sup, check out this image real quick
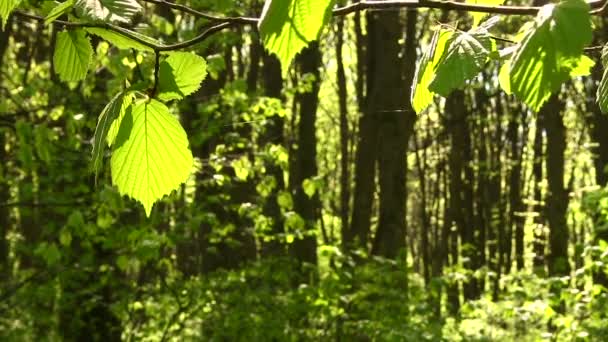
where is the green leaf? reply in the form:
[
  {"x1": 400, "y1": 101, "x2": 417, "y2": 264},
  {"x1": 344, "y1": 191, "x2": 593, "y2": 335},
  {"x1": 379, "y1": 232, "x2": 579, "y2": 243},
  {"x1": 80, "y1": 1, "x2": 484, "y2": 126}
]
[
  {"x1": 508, "y1": 0, "x2": 592, "y2": 111},
  {"x1": 75, "y1": 0, "x2": 141, "y2": 23},
  {"x1": 597, "y1": 45, "x2": 608, "y2": 113},
  {"x1": 91, "y1": 91, "x2": 133, "y2": 180},
  {"x1": 498, "y1": 60, "x2": 511, "y2": 94},
  {"x1": 157, "y1": 52, "x2": 207, "y2": 101},
  {"x1": 85, "y1": 27, "x2": 155, "y2": 52},
  {"x1": 428, "y1": 28, "x2": 493, "y2": 96},
  {"x1": 0, "y1": 0, "x2": 20, "y2": 29},
  {"x1": 53, "y1": 29, "x2": 93, "y2": 82},
  {"x1": 258, "y1": 0, "x2": 334, "y2": 75},
  {"x1": 111, "y1": 99, "x2": 193, "y2": 216},
  {"x1": 569, "y1": 55, "x2": 594, "y2": 77},
  {"x1": 411, "y1": 29, "x2": 453, "y2": 114},
  {"x1": 45, "y1": 0, "x2": 74, "y2": 25},
  {"x1": 466, "y1": 0, "x2": 504, "y2": 27}
]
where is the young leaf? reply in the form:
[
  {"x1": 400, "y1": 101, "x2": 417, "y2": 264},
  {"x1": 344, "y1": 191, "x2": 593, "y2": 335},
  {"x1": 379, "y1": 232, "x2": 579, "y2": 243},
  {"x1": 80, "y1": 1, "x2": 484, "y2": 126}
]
[
  {"x1": 411, "y1": 29, "x2": 453, "y2": 114},
  {"x1": 597, "y1": 45, "x2": 608, "y2": 113},
  {"x1": 45, "y1": 0, "x2": 74, "y2": 25},
  {"x1": 91, "y1": 91, "x2": 133, "y2": 180},
  {"x1": 428, "y1": 29, "x2": 493, "y2": 96},
  {"x1": 85, "y1": 27, "x2": 156, "y2": 52},
  {"x1": 111, "y1": 99, "x2": 193, "y2": 216},
  {"x1": 75, "y1": 0, "x2": 141, "y2": 23},
  {"x1": 53, "y1": 29, "x2": 93, "y2": 82},
  {"x1": 0, "y1": 0, "x2": 20, "y2": 29},
  {"x1": 466, "y1": 0, "x2": 504, "y2": 27},
  {"x1": 157, "y1": 52, "x2": 207, "y2": 101},
  {"x1": 508, "y1": 0, "x2": 592, "y2": 111},
  {"x1": 258, "y1": 0, "x2": 334, "y2": 75}
]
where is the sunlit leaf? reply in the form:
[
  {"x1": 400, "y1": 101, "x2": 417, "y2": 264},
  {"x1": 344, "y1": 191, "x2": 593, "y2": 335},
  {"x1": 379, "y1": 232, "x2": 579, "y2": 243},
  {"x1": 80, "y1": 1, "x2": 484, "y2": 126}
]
[
  {"x1": 0, "y1": 0, "x2": 20, "y2": 29},
  {"x1": 75, "y1": 0, "x2": 141, "y2": 23},
  {"x1": 111, "y1": 99, "x2": 193, "y2": 216},
  {"x1": 466, "y1": 0, "x2": 505, "y2": 27},
  {"x1": 258, "y1": 0, "x2": 334, "y2": 75},
  {"x1": 85, "y1": 27, "x2": 156, "y2": 52},
  {"x1": 45, "y1": 0, "x2": 74, "y2": 25},
  {"x1": 429, "y1": 28, "x2": 493, "y2": 96},
  {"x1": 508, "y1": 0, "x2": 592, "y2": 111},
  {"x1": 411, "y1": 29, "x2": 453, "y2": 114},
  {"x1": 597, "y1": 44, "x2": 608, "y2": 113},
  {"x1": 157, "y1": 52, "x2": 207, "y2": 101},
  {"x1": 53, "y1": 29, "x2": 93, "y2": 82},
  {"x1": 91, "y1": 91, "x2": 133, "y2": 180}
]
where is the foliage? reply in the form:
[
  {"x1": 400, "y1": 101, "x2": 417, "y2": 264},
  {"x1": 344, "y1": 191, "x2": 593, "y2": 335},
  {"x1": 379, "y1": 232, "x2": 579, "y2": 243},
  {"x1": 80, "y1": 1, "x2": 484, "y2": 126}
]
[{"x1": 2, "y1": 0, "x2": 608, "y2": 340}]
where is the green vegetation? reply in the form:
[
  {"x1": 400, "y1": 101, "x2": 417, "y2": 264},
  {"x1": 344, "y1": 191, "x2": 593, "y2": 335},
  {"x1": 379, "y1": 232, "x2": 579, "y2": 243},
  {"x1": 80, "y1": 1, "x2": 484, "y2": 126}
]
[{"x1": 1, "y1": 0, "x2": 608, "y2": 340}]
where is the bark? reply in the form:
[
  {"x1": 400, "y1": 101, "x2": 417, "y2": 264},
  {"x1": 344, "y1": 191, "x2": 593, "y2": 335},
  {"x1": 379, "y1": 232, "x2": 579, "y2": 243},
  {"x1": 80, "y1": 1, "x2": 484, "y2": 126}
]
[
  {"x1": 260, "y1": 52, "x2": 286, "y2": 257},
  {"x1": 532, "y1": 111, "x2": 546, "y2": 273},
  {"x1": 446, "y1": 90, "x2": 479, "y2": 300},
  {"x1": 290, "y1": 43, "x2": 321, "y2": 270},
  {"x1": 543, "y1": 94, "x2": 570, "y2": 277},
  {"x1": 371, "y1": 10, "x2": 417, "y2": 258},
  {"x1": 0, "y1": 18, "x2": 11, "y2": 280},
  {"x1": 336, "y1": 15, "x2": 351, "y2": 248},
  {"x1": 349, "y1": 12, "x2": 378, "y2": 248},
  {"x1": 507, "y1": 105, "x2": 526, "y2": 271}
]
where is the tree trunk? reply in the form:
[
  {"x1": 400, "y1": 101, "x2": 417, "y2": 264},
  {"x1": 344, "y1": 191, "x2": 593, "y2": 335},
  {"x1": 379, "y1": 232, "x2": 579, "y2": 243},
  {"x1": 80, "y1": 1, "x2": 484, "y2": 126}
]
[
  {"x1": 371, "y1": 10, "x2": 415, "y2": 258},
  {"x1": 260, "y1": 52, "x2": 287, "y2": 257},
  {"x1": 543, "y1": 95, "x2": 570, "y2": 277},
  {"x1": 290, "y1": 43, "x2": 321, "y2": 272},
  {"x1": 336, "y1": 15, "x2": 351, "y2": 249}
]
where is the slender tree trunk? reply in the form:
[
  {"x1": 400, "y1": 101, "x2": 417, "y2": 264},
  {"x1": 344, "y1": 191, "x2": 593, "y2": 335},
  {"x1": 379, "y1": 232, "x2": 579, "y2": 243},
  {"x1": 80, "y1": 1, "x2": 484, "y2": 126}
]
[
  {"x1": 290, "y1": 43, "x2": 321, "y2": 272},
  {"x1": 0, "y1": 18, "x2": 12, "y2": 280},
  {"x1": 260, "y1": 52, "x2": 287, "y2": 257},
  {"x1": 371, "y1": 10, "x2": 415, "y2": 258},
  {"x1": 507, "y1": 105, "x2": 526, "y2": 271},
  {"x1": 349, "y1": 12, "x2": 378, "y2": 249},
  {"x1": 543, "y1": 95, "x2": 570, "y2": 278},
  {"x1": 336, "y1": 15, "x2": 351, "y2": 249},
  {"x1": 532, "y1": 112, "x2": 546, "y2": 274}
]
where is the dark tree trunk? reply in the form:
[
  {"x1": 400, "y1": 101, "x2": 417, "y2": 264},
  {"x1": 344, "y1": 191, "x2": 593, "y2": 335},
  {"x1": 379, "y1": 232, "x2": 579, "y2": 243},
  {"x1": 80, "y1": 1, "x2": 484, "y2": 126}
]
[
  {"x1": 532, "y1": 111, "x2": 546, "y2": 274},
  {"x1": 543, "y1": 95, "x2": 570, "y2": 278},
  {"x1": 349, "y1": 12, "x2": 378, "y2": 249},
  {"x1": 507, "y1": 104, "x2": 526, "y2": 271},
  {"x1": 336, "y1": 15, "x2": 351, "y2": 249},
  {"x1": 446, "y1": 90, "x2": 479, "y2": 300},
  {"x1": 371, "y1": 10, "x2": 415, "y2": 258},
  {"x1": 259, "y1": 52, "x2": 287, "y2": 257},
  {"x1": 290, "y1": 43, "x2": 321, "y2": 272}
]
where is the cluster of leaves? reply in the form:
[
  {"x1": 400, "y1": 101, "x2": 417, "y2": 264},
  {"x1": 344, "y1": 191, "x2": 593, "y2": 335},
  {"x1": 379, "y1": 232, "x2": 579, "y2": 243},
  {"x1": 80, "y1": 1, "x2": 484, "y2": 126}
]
[
  {"x1": 3, "y1": 0, "x2": 607, "y2": 214},
  {"x1": 412, "y1": 0, "x2": 595, "y2": 113}
]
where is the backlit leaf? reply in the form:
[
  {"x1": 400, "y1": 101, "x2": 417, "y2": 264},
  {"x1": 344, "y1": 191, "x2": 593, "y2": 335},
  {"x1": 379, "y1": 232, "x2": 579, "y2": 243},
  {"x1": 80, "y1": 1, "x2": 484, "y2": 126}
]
[
  {"x1": 45, "y1": 0, "x2": 74, "y2": 25},
  {"x1": 597, "y1": 44, "x2": 608, "y2": 113},
  {"x1": 429, "y1": 27, "x2": 493, "y2": 96},
  {"x1": 411, "y1": 29, "x2": 453, "y2": 114},
  {"x1": 258, "y1": 0, "x2": 334, "y2": 75},
  {"x1": 91, "y1": 91, "x2": 133, "y2": 180},
  {"x1": 508, "y1": 0, "x2": 592, "y2": 111},
  {"x1": 157, "y1": 52, "x2": 207, "y2": 101},
  {"x1": 53, "y1": 29, "x2": 93, "y2": 82},
  {"x1": 75, "y1": 0, "x2": 141, "y2": 23},
  {"x1": 1, "y1": 0, "x2": 20, "y2": 29},
  {"x1": 85, "y1": 27, "x2": 156, "y2": 52},
  {"x1": 111, "y1": 99, "x2": 193, "y2": 216}
]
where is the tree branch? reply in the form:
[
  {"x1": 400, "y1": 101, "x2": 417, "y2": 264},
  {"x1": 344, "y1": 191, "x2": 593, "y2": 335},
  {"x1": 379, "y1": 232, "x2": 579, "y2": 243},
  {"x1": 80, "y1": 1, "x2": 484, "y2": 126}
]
[
  {"x1": 334, "y1": 0, "x2": 605, "y2": 16},
  {"x1": 14, "y1": 11, "x2": 235, "y2": 52},
  {"x1": 12, "y1": 0, "x2": 608, "y2": 54}
]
